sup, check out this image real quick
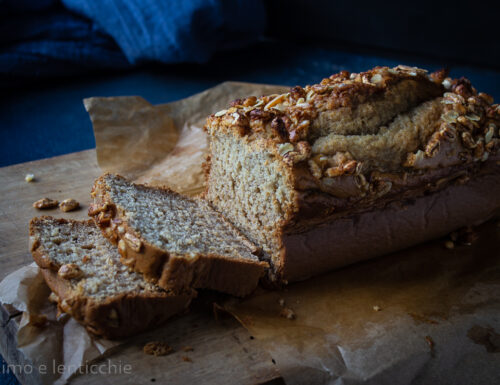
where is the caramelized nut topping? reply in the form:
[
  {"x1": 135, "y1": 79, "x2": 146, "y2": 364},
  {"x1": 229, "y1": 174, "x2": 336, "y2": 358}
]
[
  {"x1": 33, "y1": 198, "x2": 59, "y2": 210},
  {"x1": 59, "y1": 198, "x2": 80, "y2": 212}
]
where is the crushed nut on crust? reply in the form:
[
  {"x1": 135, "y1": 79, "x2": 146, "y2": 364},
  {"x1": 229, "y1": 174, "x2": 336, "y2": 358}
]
[
  {"x1": 280, "y1": 307, "x2": 296, "y2": 320},
  {"x1": 25, "y1": 173, "x2": 35, "y2": 182},
  {"x1": 48, "y1": 292, "x2": 59, "y2": 303},
  {"x1": 59, "y1": 198, "x2": 80, "y2": 212},
  {"x1": 143, "y1": 341, "x2": 174, "y2": 356},
  {"x1": 57, "y1": 263, "x2": 84, "y2": 279},
  {"x1": 33, "y1": 198, "x2": 59, "y2": 210},
  {"x1": 123, "y1": 232, "x2": 143, "y2": 252},
  {"x1": 373, "y1": 305, "x2": 381, "y2": 312}
]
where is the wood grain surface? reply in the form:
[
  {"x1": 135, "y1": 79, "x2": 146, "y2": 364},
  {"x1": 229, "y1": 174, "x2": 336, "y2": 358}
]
[{"x1": 0, "y1": 150, "x2": 282, "y2": 385}]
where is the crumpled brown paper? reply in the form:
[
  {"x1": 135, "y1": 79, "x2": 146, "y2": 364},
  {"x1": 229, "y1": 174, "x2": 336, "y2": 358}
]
[
  {"x1": 225, "y1": 221, "x2": 500, "y2": 385},
  {"x1": 1, "y1": 80, "x2": 499, "y2": 385},
  {"x1": 0, "y1": 263, "x2": 118, "y2": 385},
  {"x1": 84, "y1": 81, "x2": 287, "y2": 194},
  {"x1": 0, "y1": 81, "x2": 286, "y2": 385}
]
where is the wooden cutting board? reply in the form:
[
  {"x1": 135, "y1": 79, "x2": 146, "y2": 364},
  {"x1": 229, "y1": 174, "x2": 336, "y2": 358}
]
[{"x1": 0, "y1": 150, "x2": 282, "y2": 385}]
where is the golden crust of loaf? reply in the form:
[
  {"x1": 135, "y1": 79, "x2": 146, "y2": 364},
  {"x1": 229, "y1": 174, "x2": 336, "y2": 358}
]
[
  {"x1": 29, "y1": 217, "x2": 194, "y2": 339},
  {"x1": 204, "y1": 65, "x2": 500, "y2": 283},
  {"x1": 90, "y1": 174, "x2": 268, "y2": 297},
  {"x1": 205, "y1": 65, "x2": 500, "y2": 222}
]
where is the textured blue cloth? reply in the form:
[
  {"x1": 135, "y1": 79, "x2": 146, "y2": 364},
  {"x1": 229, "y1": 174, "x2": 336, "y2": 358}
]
[
  {"x1": 62, "y1": 0, "x2": 266, "y2": 64},
  {"x1": 0, "y1": 0, "x2": 266, "y2": 84}
]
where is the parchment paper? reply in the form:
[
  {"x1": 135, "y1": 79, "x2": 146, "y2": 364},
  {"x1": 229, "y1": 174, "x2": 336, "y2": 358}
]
[
  {"x1": 225, "y1": 221, "x2": 500, "y2": 384},
  {"x1": 0, "y1": 263, "x2": 118, "y2": 385},
  {"x1": 84, "y1": 81, "x2": 287, "y2": 194},
  {"x1": 1, "y1": 81, "x2": 499, "y2": 384}
]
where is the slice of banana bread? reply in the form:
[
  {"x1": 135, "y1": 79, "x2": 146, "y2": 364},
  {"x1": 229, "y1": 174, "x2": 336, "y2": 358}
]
[
  {"x1": 29, "y1": 217, "x2": 195, "y2": 339},
  {"x1": 89, "y1": 173, "x2": 268, "y2": 297}
]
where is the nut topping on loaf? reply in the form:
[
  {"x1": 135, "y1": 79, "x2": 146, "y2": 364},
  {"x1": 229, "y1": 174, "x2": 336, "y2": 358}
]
[{"x1": 204, "y1": 65, "x2": 500, "y2": 282}]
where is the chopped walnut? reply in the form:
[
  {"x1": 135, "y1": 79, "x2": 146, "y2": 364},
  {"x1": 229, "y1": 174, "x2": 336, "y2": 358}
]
[
  {"x1": 123, "y1": 232, "x2": 143, "y2": 252},
  {"x1": 33, "y1": 198, "x2": 59, "y2": 210},
  {"x1": 144, "y1": 341, "x2": 174, "y2": 356},
  {"x1": 58, "y1": 263, "x2": 84, "y2": 279},
  {"x1": 280, "y1": 307, "x2": 296, "y2": 320},
  {"x1": 59, "y1": 198, "x2": 80, "y2": 212}
]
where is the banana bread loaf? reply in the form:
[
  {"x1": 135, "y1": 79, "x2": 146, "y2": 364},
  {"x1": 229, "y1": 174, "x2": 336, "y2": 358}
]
[
  {"x1": 90, "y1": 173, "x2": 267, "y2": 297},
  {"x1": 29, "y1": 217, "x2": 195, "y2": 339},
  {"x1": 204, "y1": 65, "x2": 500, "y2": 284}
]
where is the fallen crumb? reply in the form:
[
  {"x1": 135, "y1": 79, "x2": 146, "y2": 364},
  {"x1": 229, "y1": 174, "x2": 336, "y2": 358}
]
[
  {"x1": 25, "y1": 173, "x2": 35, "y2": 182},
  {"x1": 33, "y1": 198, "x2": 59, "y2": 210},
  {"x1": 29, "y1": 313, "x2": 48, "y2": 327},
  {"x1": 280, "y1": 307, "x2": 296, "y2": 320},
  {"x1": 48, "y1": 292, "x2": 59, "y2": 303},
  {"x1": 143, "y1": 341, "x2": 174, "y2": 356},
  {"x1": 59, "y1": 198, "x2": 80, "y2": 212},
  {"x1": 278, "y1": 298, "x2": 285, "y2": 307},
  {"x1": 181, "y1": 356, "x2": 193, "y2": 363},
  {"x1": 425, "y1": 335, "x2": 435, "y2": 350},
  {"x1": 444, "y1": 240, "x2": 454, "y2": 249},
  {"x1": 182, "y1": 346, "x2": 194, "y2": 352},
  {"x1": 373, "y1": 305, "x2": 381, "y2": 312}
]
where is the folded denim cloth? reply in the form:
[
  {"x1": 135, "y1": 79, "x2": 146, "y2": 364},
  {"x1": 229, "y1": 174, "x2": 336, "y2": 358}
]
[
  {"x1": 0, "y1": 0, "x2": 266, "y2": 84},
  {"x1": 62, "y1": 0, "x2": 266, "y2": 64}
]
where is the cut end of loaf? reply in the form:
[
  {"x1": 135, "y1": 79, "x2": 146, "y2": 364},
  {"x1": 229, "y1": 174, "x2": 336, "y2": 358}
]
[
  {"x1": 29, "y1": 216, "x2": 168, "y2": 300},
  {"x1": 29, "y1": 216, "x2": 194, "y2": 339},
  {"x1": 98, "y1": 173, "x2": 261, "y2": 262},
  {"x1": 91, "y1": 174, "x2": 268, "y2": 296}
]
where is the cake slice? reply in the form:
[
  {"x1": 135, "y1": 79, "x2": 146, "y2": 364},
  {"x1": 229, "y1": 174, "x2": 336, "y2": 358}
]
[
  {"x1": 29, "y1": 217, "x2": 195, "y2": 339},
  {"x1": 89, "y1": 173, "x2": 268, "y2": 297}
]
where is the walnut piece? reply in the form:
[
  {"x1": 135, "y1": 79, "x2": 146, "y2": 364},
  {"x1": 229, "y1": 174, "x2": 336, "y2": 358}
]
[
  {"x1": 58, "y1": 263, "x2": 84, "y2": 279},
  {"x1": 123, "y1": 232, "x2": 143, "y2": 252},
  {"x1": 280, "y1": 307, "x2": 296, "y2": 320},
  {"x1": 143, "y1": 341, "x2": 174, "y2": 356},
  {"x1": 33, "y1": 198, "x2": 59, "y2": 210},
  {"x1": 59, "y1": 198, "x2": 80, "y2": 212}
]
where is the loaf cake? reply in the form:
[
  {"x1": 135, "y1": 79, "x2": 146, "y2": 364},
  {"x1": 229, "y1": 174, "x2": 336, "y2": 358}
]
[
  {"x1": 29, "y1": 217, "x2": 195, "y2": 339},
  {"x1": 90, "y1": 173, "x2": 267, "y2": 297},
  {"x1": 204, "y1": 65, "x2": 500, "y2": 284}
]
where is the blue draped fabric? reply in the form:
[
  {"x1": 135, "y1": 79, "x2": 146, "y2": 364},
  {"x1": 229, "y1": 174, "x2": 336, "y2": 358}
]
[{"x1": 0, "y1": 0, "x2": 266, "y2": 83}]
